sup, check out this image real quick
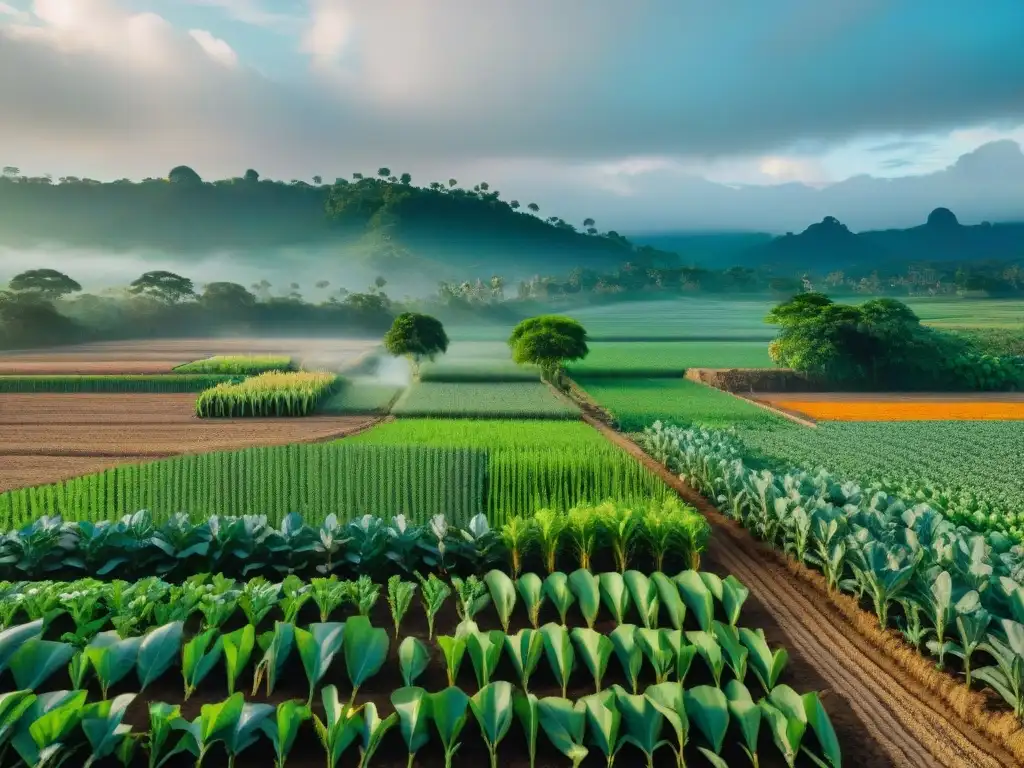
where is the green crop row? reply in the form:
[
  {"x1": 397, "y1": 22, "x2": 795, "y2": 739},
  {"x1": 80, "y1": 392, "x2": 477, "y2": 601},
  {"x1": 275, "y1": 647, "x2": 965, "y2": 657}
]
[
  {"x1": 346, "y1": 418, "x2": 612, "y2": 450},
  {"x1": 0, "y1": 497, "x2": 705, "y2": 581},
  {"x1": 0, "y1": 374, "x2": 242, "y2": 393},
  {"x1": 195, "y1": 371, "x2": 338, "y2": 417},
  {"x1": 392, "y1": 382, "x2": 580, "y2": 419},
  {"x1": 173, "y1": 355, "x2": 295, "y2": 375},
  {"x1": 0, "y1": 441, "x2": 667, "y2": 530},
  {"x1": 567, "y1": 341, "x2": 774, "y2": 378},
  {"x1": 317, "y1": 381, "x2": 404, "y2": 414},
  {"x1": 640, "y1": 420, "x2": 1024, "y2": 723}
]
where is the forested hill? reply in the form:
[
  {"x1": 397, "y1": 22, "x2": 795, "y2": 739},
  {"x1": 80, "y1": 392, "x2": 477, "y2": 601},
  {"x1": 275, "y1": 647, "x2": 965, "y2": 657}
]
[{"x1": 0, "y1": 166, "x2": 677, "y2": 278}]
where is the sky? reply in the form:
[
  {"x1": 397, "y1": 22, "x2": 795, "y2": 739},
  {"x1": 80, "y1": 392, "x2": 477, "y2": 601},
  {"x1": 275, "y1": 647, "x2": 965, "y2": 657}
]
[{"x1": 1, "y1": 0, "x2": 1023, "y2": 232}]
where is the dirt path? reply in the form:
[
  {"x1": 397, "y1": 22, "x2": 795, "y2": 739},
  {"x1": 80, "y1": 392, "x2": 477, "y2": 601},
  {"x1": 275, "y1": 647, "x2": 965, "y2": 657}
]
[{"x1": 582, "y1": 412, "x2": 1017, "y2": 768}]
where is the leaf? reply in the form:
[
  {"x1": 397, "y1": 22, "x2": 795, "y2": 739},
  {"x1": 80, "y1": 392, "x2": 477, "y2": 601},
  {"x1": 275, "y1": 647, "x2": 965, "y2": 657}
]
[
  {"x1": 356, "y1": 702, "x2": 397, "y2": 766},
  {"x1": 222, "y1": 625, "x2": 256, "y2": 696},
  {"x1": 712, "y1": 621, "x2": 748, "y2": 682},
  {"x1": 222, "y1": 700, "x2": 275, "y2": 761},
  {"x1": 540, "y1": 623, "x2": 575, "y2": 698},
  {"x1": 624, "y1": 571, "x2": 660, "y2": 629},
  {"x1": 399, "y1": 636, "x2": 431, "y2": 687},
  {"x1": 484, "y1": 570, "x2": 517, "y2": 633},
  {"x1": 513, "y1": 691, "x2": 539, "y2": 768},
  {"x1": 11, "y1": 639, "x2": 77, "y2": 691},
  {"x1": 686, "y1": 630, "x2": 724, "y2": 686},
  {"x1": 803, "y1": 691, "x2": 842, "y2": 768},
  {"x1": 721, "y1": 575, "x2": 749, "y2": 626},
  {"x1": 676, "y1": 571, "x2": 714, "y2": 631},
  {"x1": 517, "y1": 574, "x2": 546, "y2": 629},
  {"x1": 651, "y1": 572, "x2": 686, "y2": 631},
  {"x1": 182, "y1": 628, "x2": 224, "y2": 700},
  {"x1": 724, "y1": 680, "x2": 760, "y2": 764},
  {"x1": 470, "y1": 682, "x2": 515, "y2": 764},
  {"x1": 294, "y1": 622, "x2": 345, "y2": 706},
  {"x1": 137, "y1": 622, "x2": 184, "y2": 693},
  {"x1": 342, "y1": 616, "x2": 388, "y2": 703},
  {"x1": 505, "y1": 628, "x2": 544, "y2": 692},
  {"x1": 313, "y1": 685, "x2": 361, "y2": 768},
  {"x1": 544, "y1": 572, "x2": 575, "y2": 625},
  {"x1": 391, "y1": 687, "x2": 432, "y2": 761},
  {"x1": 467, "y1": 630, "x2": 505, "y2": 690},
  {"x1": 684, "y1": 685, "x2": 729, "y2": 755},
  {"x1": 429, "y1": 686, "x2": 470, "y2": 763},
  {"x1": 612, "y1": 684, "x2": 670, "y2": 765},
  {"x1": 644, "y1": 681, "x2": 689, "y2": 759},
  {"x1": 536, "y1": 697, "x2": 589, "y2": 768},
  {"x1": 0, "y1": 620, "x2": 44, "y2": 676},
  {"x1": 81, "y1": 692, "x2": 136, "y2": 765},
  {"x1": 578, "y1": 690, "x2": 621, "y2": 763},
  {"x1": 599, "y1": 572, "x2": 632, "y2": 625},
  {"x1": 438, "y1": 634, "x2": 468, "y2": 688},
  {"x1": 609, "y1": 624, "x2": 643, "y2": 694},
  {"x1": 252, "y1": 622, "x2": 295, "y2": 697},
  {"x1": 571, "y1": 627, "x2": 613, "y2": 692},
  {"x1": 739, "y1": 627, "x2": 788, "y2": 693},
  {"x1": 760, "y1": 685, "x2": 808, "y2": 765},
  {"x1": 259, "y1": 700, "x2": 311, "y2": 768},
  {"x1": 568, "y1": 569, "x2": 601, "y2": 628}
]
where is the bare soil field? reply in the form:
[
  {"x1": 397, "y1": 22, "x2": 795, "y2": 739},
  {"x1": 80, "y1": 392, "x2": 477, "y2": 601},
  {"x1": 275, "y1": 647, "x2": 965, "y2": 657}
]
[
  {"x1": 583, "y1": 413, "x2": 1020, "y2": 768},
  {"x1": 0, "y1": 337, "x2": 378, "y2": 374},
  {"x1": 0, "y1": 393, "x2": 377, "y2": 492}
]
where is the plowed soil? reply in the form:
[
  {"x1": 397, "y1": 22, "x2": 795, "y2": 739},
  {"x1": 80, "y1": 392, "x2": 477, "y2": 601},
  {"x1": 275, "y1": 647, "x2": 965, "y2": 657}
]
[
  {"x1": 582, "y1": 412, "x2": 1018, "y2": 768},
  {"x1": 0, "y1": 394, "x2": 378, "y2": 492},
  {"x1": 0, "y1": 337, "x2": 378, "y2": 374}
]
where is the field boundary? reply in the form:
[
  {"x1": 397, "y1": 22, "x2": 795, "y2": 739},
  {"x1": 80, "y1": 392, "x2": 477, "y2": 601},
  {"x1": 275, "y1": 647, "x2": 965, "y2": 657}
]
[{"x1": 579, "y1": 409, "x2": 1022, "y2": 767}]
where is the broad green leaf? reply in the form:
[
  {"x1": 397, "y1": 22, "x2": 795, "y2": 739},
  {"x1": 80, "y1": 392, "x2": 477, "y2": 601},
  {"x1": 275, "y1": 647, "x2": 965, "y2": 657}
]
[
  {"x1": 579, "y1": 690, "x2": 621, "y2": 764},
  {"x1": 313, "y1": 685, "x2": 361, "y2": 768},
  {"x1": 637, "y1": 629, "x2": 680, "y2": 684},
  {"x1": 438, "y1": 634, "x2": 468, "y2": 687},
  {"x1": 624, "y1": 571, "x2": 659, "y2": 629},
  {"x1": 712, "y1": 621, "x2": 748, "y2": 682},
  {"x1": 544, "y1": 573, "x2": 575, "y2": 625},
  {"x1": 651, "y1": 572, "x2": 685, "y2": 631},
  {"x1": 11, "y1": 639, "x2": 76, "y2": 692},
  {"x1": 429, "y1": 686, "x2": 470, "y2": 768},
  {"x1": 0, "y1": 620, "x2": 44, "y2": 676},
  {"x1": 398, "y1": 636, "x2": 431, "y2": 687},
  {"x1": 721, "y1": 575, "x2": 749, "y2": 626},
  {"x1": 81, "y1": 693, "x2": 136, "y2": 768},
  {"x1": 517, "y1": 574, "x2": 546, "y2": 629},
  {"x1": 222, "y1": 700, "x2": 275, "y2": 762},
  {"x1": 739, "y1": 627, "x2": 788, "y2": 693},
  {"x1": 0, "y1": 690, "x2": 36, "y2": 750},
  {"x1": 677, "y1": 642, "x2": 698, "y2": 684},
  {"x1": 725, "y1": 680, "x2": 760, "y2": 765},
  {"x1": 803, "y1": 691, "x2": 842, "y2": 768},
  {"x1": 182, "y1": 628, "x2": 224, "y2": 700},
  {"x1": 536, "y1": 697, "x2": 589, "y2": 768},
  {"x1": 599, "y1": 572, "x2": 631, "y2": 625},
  {"x1": 343, "y1": 616, "x2": 389, "y2": 704},
  {"x1": 357, "y1": 702, "x2": 397, "y2": 767},
  {"x1": 258, "y1": 699, "x2": 311, "y2": 768},
  {"x1": 294, "y1": 622, "x2": 345, "y2": 706},
  {"x1": 684, "y1": 685, "x2": 729, "y2": 754},
  {"x1": 222, "y1": 624, "x2": 256, "y2": 696},
  {"x1": 540, "y1": 623, "x2": 575, "y2": 697},
  {"x1": 644, "y1": 681, "x2": 688, "y2": 760},
  {"x1": 505, "y1": 628, "x2": 544, "y2": 692},
  {"x1": 391, "y1": 687, "x2": 432, "y2": 762},
  {"x1": 513, "y1": 691, "x2": 539, "y2": 768},
  {"x1": 11, "y1": 690, "x2": 87, "y2": 768},
  {"x1": 137, "y1": 622, "x2": 184, "y2": 693},
  {"x1": 760, "y1": 685, "x2": 808, "y2": 765},
  {"x1": 699, "y1": 572, "x2": 724, "y2": 602},
  {"x1": 470, "y1": 682, "x2": 515, "y2": 768},
  {"x1": 467, "y1": 630, "x2": 505, "y2": 690},
  {"x1": 610, "y1": 624, "x2": 643, "y2": 694},
  {"x1": 676, "y1": 571, "x2": 714, "y2": 631},
  {"x1": 612, "y1": 685, "x2": 671, "y2": 766},
  {"x1": 568, "y1": 569, "x2": 601, "y2": 628},
  {"x1": 146, "y1": 701, "x2": 182, "y2": 768},
  {"x1": 252, "y1": 622, "x2": 295, "y2": 697},
  {"x1": 484, "y1": 570, "x2": 517, "y2": 633},
  {"x1": 571, "y1": 627, "x2": 613, "y2": 692},
  {"x1": 686, "y1": 630, "x2": 724, "y2": 686}
]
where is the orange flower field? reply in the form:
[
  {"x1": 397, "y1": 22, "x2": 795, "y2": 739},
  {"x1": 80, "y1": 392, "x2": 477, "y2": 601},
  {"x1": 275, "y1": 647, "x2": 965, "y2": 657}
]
[{"x1": 772, "y1": 400, "x2": 1024, "y2": 421}]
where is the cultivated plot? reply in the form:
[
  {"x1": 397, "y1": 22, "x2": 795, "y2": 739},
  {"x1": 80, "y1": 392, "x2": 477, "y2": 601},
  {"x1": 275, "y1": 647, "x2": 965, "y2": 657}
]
[
  {"x1": 567, "y1": 340, "x2": 773, "y2": 377},
  {"x1": 392, "y1": 382, "x2": 579, "y2": 419}
]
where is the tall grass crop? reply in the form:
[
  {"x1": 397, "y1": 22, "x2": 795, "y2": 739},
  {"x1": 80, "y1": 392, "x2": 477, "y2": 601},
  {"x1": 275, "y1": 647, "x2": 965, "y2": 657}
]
[
  {"x1": 347, "y1": 418, "x2": 612, "y2": 450},
  {"x1": 0, "y1": 374, "x2": 241, "y2": 393},
  {"x1": 195, "y1": 371, "x2": 337, "y2": 417},
  {"x1": 318, "y1": 381, "x2": 404, "y2": 414},
  {"x1": 174, "y1": 355, "x2": 295, "y2": 375},
  {"x1": 392, "y1": 382, "x2": 579, "y2": 419}
]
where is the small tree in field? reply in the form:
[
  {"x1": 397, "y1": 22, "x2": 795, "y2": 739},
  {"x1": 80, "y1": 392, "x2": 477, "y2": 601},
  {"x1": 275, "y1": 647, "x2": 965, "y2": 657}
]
[
  {"x1": 509, "y1": 315, "x2": 588, "y2": 388},
  {"x1": 384, "y1": 312, "x2": 449, "y2": 378}
]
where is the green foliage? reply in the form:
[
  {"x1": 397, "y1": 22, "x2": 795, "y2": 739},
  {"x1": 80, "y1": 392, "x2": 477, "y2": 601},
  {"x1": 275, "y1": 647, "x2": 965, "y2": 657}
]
[
  {"x1": 174, "y1": 355, "x2": 294, "y2": 375},
  {"x1": 509, "y1": 315, "x2": 589, "y2": 382},
  {"x1": 384, "y1": 312, "x2": 449, "y2": 376},
  {"x1": 391, "y1": 381, "x2": 580, "y2": 418},
  {"x1": 0, "y1": 374, "x2": 240, "y2": 393},
  {"x1": 195, "y1": 371, "x2": 338, "y2": 417},
  {"x1": 567, "y1": 341, "x2": 773, "y2": 377}
]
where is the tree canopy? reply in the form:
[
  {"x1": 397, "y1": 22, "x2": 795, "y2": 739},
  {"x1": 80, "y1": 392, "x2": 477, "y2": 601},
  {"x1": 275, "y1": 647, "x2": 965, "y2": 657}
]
[
  {"x1": 383, "y1": 312, "x2": 449, "y2": 377},
  {"x1": 8, "y1": 269, "x2": 82, "y2": 300},
  {"x1": 509, "y1": 315, "x2": 589, "y2": 385},
  {"x1": 128, "y1": 271, "x2": 196, "y2": 303}
]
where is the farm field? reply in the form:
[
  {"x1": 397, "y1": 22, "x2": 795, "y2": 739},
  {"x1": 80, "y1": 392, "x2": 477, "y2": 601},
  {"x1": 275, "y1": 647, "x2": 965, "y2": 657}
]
[
  {"x1": 392, "y1": 381, "x2": 580, "y2": 419},
  {"x1": 0, "y1": 336, "x2": 378, "y2": 374},
  {"x1": 579, "y1": 377, "x2": 785, "y2": 431},
  {"x1": 567, "y1": 340, "x2": 773, "y2": 377},
  {"x1": 761, "y1": 397, "x2": 1024, "y2": 421},
  {"x1": 319, "y1": 379, "x2": 405, "y2": 414},
  {"x1": 346, "y1": 418, "x2": 612, "y2": 449},
  {"x1": 0, "y1": 393, "x2": 375, "y2": 492}
]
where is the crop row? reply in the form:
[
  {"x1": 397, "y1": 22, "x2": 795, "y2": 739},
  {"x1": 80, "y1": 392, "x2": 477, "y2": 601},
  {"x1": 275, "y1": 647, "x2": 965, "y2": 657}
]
[
  {"x1": 639, "y1": 421, "x2": 1024, "y2": 721},
  {"x1": 0, "y1": 499, "x2": 708, "y2": 581},
  {"x1": 0, "y1": 374, "x2": 242, "y2": 393},
  {"x1": 174, "y1": 355, "x2": 295, "y2": 375},
  {"x1": 0, "y1": 679, "x2": 840, "y2": 768},
  {"x1": 1, "y1": 568, "x2": 740, "y2": 643},
  {"x1": 195, "y1": 371, "x2": 338, "y2": 417},
  {"x1": 391, "y1": 382, "x2": 580, "y2": 419},
  {"x1": 0, "y1": 443, "x2": 668, "y2": 529}
]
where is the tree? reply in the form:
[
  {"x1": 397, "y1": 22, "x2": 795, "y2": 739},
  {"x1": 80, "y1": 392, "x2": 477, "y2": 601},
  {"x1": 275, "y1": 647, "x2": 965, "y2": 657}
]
[
  {"x1": 168, "y1": 165, "x2": 202, "y2": 185},
  {"x1": 128, "y1": 271, "x2": 195, "y2": 303},
  {"x1": 508, "y1": 315, "x2": 588, "y2": 387},
  {"x1": 400, "y1": 173, "x2": 412, "y2": 185},
  {"x1": 527, "y1": 203, "x2": 540, "y2": 213},
  {"x1": 313, "y1": 175, "x2": 323, "y2": 185},
  {"x1": 200, "y1": 282, "x2": 256, "y2": 312},
  {"x1": 583, "y1": 217, "x2": 595, "y2": 228},
  {"x1": 9, "y1": 269, "x2": 82, "y2": 300},
  {"x1": 2, "y1": 167, "x2": 19, "y2": 178},
  {"x1": 448, "y1": 178, "x2": 458, "y2": 188},
  {"x1": 315, "y1": 280, "x2": 331, "y2": 289},
  {"x1": 0, "y1": 291, "x2": 81, "y2": 346},
  {"x1": 377, "y1": 167, "x2": 391, "y2": 178},
  {"x1": 383, "y1": 312, "x2": 449, "y2": 378},
  {"x1": 509, "y1": 200, "x2": 520, "y2": 209},
  {"x1": 243, "y1": 169, "x2": 260, "y2": 183}
]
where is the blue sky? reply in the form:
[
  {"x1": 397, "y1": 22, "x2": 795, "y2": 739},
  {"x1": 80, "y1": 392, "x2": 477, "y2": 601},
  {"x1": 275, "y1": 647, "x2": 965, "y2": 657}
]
[{"x1": 1, "y1": 0, "x2": 1023, "y2": 231}]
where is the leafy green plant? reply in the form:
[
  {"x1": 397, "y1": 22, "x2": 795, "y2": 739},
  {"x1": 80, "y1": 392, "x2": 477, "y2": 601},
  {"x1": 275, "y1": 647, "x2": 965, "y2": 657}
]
[
  {"x1": 533, "y1": 508, "x2": 566, "y2": 574},
  {"x1": 82, "y1": 693, "x2": 136, "y2": 768},
  {"x1": 650, "y1": 572, "x2": 685, "y2": 631},
  {"x1": 712, "y1": 622, "x2": 749, "y2": 683},
  {"x1": 579, "y1": 690, "x2": 622, "y2": 767},
  {"x1": 451, "y1": 575, "x2": 490, "y2": 624},
  {"x1": 391, "y1": 687, "x2": 432, "y2": 768},
  {"x1": 399, "y1": 636, "x2": 430, "y2": 687},
  {"x1": 537, "y1": 697, "x2": 589, "y2": 768},
  {"x1": 759, "y1": 685, "x2": 808, "y2": 767},
  {"x1": 637, "y1": 629, "x2": 681, "y2": 685},
  {"x1": 10, "y1": 689, "x2": 89, "y2": 768},
  {"x1": 417, "y1": 574, "x2": 451, "y2": 641},
  {"x1": 259, "y1": 700, "x2": 311, "y2": 768},
  {"x1": 429, "y1": 686, "x2": 470, "y2": 768},
  {"x1": 513, "y1": 691, "x2": 539, "y2": 768},
  {"x1": 468, "y1": 630, "x2": 505, "y2": 689},
  {"x1": 724, "y1": 680, "x2": 760, "y2": 768},
  {"x1": 343, "y1": 616, "x2": 389, "y2": 706},
  {"x1": 684, "y1": 685, "x2": 729, "y2": 766},
  {"x1": 137, "y1": 622, "x2": 184, "y2": 693},
  {"x1": 612, "y1": 686, "x2": 672, "y2": 768},
  {"x1": 544, "y1": 572, "x2": 575, "y2": 626},
  {"x1": 311, "y1": 577, "x2": 348, "y2": 622},
  {"x1": 84, "y1": 632, "x2": 142, "y2": 699},
  {"x1": 182, "y1": 628, "x2": 224, "y2": 701},
  {"x1": 610, "y1": 624, "x2": 642, "y2": 694},
  {"x1": 624, "y1": 571, "x2": 659, "y2": 630},
  {"x1": 518, "y1": 574, "x2": 546, "y2": 629},
  {"x1": 687, "y1": 630, "x2": 725, "y2": 687},
  {"x1": 355, "y1": 702, "x2": 397, "y2": 768},
  {"x1": 145, "y1": 702, "x2": 182, "y2": 768},
  {"x1": 470, "y1": 681, "x2": 515, "y2": 768},
  {"x1": 572, "y1": 627, "x2": 613, "y2": 692},
  {"x1": 505, "y1": 628, "x2": 544, "y2": 692},
  {"x1": 721, "y1": 575, "x2": 749, "y2": 627},
  {"x1": 252, "y1": 622, "x2": 295, "y2": 697},
  {"x1": 675, "y1": 570, "x2": 714, "y2": 631},
  {"x1": 540, "y1": 623, "x2": 575, "y2": 697},
  {"x1": 566, "y1": 505, "x2": 601, "y2": 570},
  {"x1": 295, "y1": 622, "x2": 345, "y2": 706},
  {"x1": 278, "y1": 577, "x2": 312, "y2": 624},
  {"x1": 238, "y1": 577, "x2": 280, "y2": 627},
  {"x1": 600, "y1": 503, "x2": 640, "y2": 573},
  {"x1": 500, "y1": 516, "x2": 535, "y2": 578},
  {"x1": 438, "y1": 634, "x2": 468, "y2": 687},
  {"x1": 313, "y1": 685, "x2": 361, "y2": 768},
  {"x1": 222, "y1": 625, "x2": 256, "y2": 696},
  {"x1": 484, "y1": 570, "x2": 517, "y2": 633},
  {"x1": 643, "y1": 682, "x2": 689, "y2": 768},
  {"x1": 569, "y1": 569, "x2": 601, "y2": 629},
  {"x1": 387, "y1": 576, "x2": 416, "y2": 639},
  {"x1": 740, "y1": 627, "x2": 789, "y2": 693},
  {"x1": 600, "y1": 572, "x2": 632, "y2": 626}
]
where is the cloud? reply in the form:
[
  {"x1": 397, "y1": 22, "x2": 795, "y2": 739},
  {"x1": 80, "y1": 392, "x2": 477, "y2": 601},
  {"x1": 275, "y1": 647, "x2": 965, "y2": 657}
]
[
  {"x1": 881, "y1": 158, "x2": 914, "y2": 169},
  {"x1": 868, "y1": 140, "x2": 934, "y2": 154},
  {"x1": 188, "y1": 28, "x2": 237, "y2": 67},
  {"x1": 185, "y1": 0, "x2": 299, "y2": 29}
]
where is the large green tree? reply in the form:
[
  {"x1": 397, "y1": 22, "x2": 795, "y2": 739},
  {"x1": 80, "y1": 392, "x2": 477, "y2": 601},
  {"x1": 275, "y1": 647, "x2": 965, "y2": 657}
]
[
  {"x1": 128, "y1": 271, "x2": 196, "y2": 303},
  {"x1": 509, "y1": 315, "x2": 588, "y2": 387},
  {"x1": 383, "y1": 312, "x2": 449, "y2": 378},
  {"x1": 8, "y1": 269, "x2": 82, "y2": 300}
]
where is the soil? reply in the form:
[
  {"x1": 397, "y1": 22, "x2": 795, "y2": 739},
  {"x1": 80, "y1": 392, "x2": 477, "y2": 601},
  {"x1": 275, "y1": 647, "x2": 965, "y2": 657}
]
[
  {"x1": 0, "y1": 337, "x2": 379, "y2": 374},
  {"x1": 583, "y1": 412, "x2": 1020, "y2": 768},
  {"x1": 0, "y1": 394, "x2": 379, "y2": 492}
]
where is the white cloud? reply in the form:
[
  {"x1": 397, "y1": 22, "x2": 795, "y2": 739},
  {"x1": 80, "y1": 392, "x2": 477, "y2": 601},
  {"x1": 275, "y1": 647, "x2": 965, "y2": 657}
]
[
  {"x1": 186, "y1": 0, "x2": 299, "y2": 29},
  {"x1": 301, "y1": 0, "x2": 352, "y2": 69},
  {"x1": 188, "y1": 28, "x2": 238, "y2": 67}
]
